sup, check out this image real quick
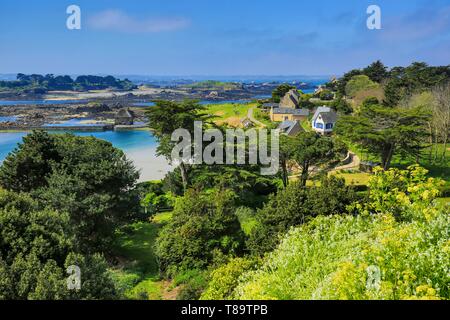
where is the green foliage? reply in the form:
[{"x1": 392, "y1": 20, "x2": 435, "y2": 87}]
[
  {"x1": 354, "y1": 165, "x2": 444, "y2": 221},
  {"x1": 285, "y1": 132, "x2": 342, "y2": 186},
  {"x1": 0, "y1": 73, "x2": 136, "y2": 93},
  {"x1": 0, "y1": 189, "x2": 116, "y2": 300},
  {"x1": 173, "y1": 269, "x2": 209, "y2": 300},
  {"x1": 200, "y1": 258, "x2": 258, "y2": 300},
  {"x1": 235, "y1": 207, "x2": 258, "y2": 236},
  {"x1": 336, "y1": 104, "x2": 431, "y2": 170},
  {"x1": 155, "y1": 189, "x2": 245, "y2": 276},
  {"x1": 383, "y1": 62, "x2": 450, "y2": 107},
  {"x1": 272, "y1": 84, "x2": 296, "y2": 103},
  {"x1": 318, "y1": 89, "x2": 334, "y2": 101},
  {"x1": 362, "y1": 60, "x2": 389, "y2": 83},
  {"x1": 345, "y1": 75, "x2": 380, "y2": 98},
  {"x1": 111, "y1": 211, "x2": 174, "y2": 300},
  {"x1": 146, "y1": 100, "x2": 211, "y2": 189},
  {"x1": 184, "y1": 80, "x2": 241, "y2": 91},
  {"x1": 331, "y1": 97, "x2": 353, "y2": 114},
  {"x1": 0, "y1": 131, "x2": 141, "y2": 252},
  {"x1": 188, "y1": 165, "x2": 277, "y2": 207},
  {"x1": 361, "y1": 96, "x2": 380, "y2": 109},
  {"x1": 248, "y1": 176, "x2": 358, "y2": 254},
  {"x1": 233, "y1": 167, "x2": 449, "y2": 300}
]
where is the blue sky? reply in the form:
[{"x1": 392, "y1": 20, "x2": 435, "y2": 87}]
[{"x1": 0, "y1": 0, "x2": 449, "y2": 76}]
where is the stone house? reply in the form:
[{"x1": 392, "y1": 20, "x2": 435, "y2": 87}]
[
  {"x1": 279, "y1": 89, "x2": 300, "y2": 109},
  {"x1": 115, "y1": 108, "x2": 134, "y2": 125},
  {"x1": 270, "y1": 107, "x2": 309, "y2": 122}
]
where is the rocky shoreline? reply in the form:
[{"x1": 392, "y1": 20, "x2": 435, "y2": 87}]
[{"x1": 0, "y1": 102, "x2": 147, "y2": 129}]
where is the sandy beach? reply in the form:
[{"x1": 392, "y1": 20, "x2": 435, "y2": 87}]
[{"x1": 125, "y1": 147, "x2": 173, "y2": 182}]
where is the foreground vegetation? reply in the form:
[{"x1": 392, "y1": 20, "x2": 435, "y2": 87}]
[{"x1": 0, "y1": 60, "x2": 448, "y2": 301}]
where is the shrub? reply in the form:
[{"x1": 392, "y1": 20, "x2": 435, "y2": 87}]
[
  {"x1": 233, "y1": 166, "x2": 449, "y2": 300},
  {"x1": 155, "y1": 189, "x2": 245, "y2": 276},
  {"x1": 248, "y1": 176, "x2": 358, "y2": 254},
  {"x1": 234, "y1": 206, "x2": 449, "y2": 300},
  {"x1": 200, "y1": 258, "x2": 258, "y2": 300}
]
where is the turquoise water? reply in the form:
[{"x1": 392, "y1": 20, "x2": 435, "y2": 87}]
[{"x1": 0, "y1": 130, "x2": 157, "y2": 162}]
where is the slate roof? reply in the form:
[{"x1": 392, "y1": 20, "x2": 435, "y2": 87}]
[
  {"x1": 272, "y1": 108, "x2": 309, "y2": 116},
  {"x1": 312, "y1": 106, "x2": 337, "y2": 123},
  {"x1": 318, "y1": 111, "x2": 337, "y2": 123},
  {"x1": 278, "y1": 120, "x2": 302, "y2": 136},
  {"x1": 262, "y1": 103, "x2": 279, "y2": 108}
]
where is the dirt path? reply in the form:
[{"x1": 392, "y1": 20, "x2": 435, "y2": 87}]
[
  {"x1": 331, "y1": 152, "x2": 360, "y2": 172},
  {"x1": 288, "y1": 151, "x2": 361, "y2": 181}
]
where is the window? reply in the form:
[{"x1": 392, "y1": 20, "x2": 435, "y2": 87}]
[
  {"x1": 326, "y1": 123, "x2": 333, "y2": 129},
  {"x1": 315, "y1": 122, "x2": 323, "y2": 129}
]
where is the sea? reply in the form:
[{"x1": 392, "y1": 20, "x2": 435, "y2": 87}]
[{"x1": 0, "y1": 81, "x2": 325, "y2": 181}]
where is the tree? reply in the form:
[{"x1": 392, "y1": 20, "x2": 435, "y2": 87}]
[
  {"x1": 272, "y1": 84, "x2": 296, "y2": 103},
  {"x1": 363, "y1": 60, "x2": 389, "y2": 83},
  {"x1": 279, "y1": 135, "x2": 296, "y2": 187},
  {"x1": 336, "y1": 104, "x2": 431, "y2": 169},
  {"x1": 383, "y1": 62, "x2": 450, "y2": 107},
  {"x1": 291, "y1": 132, "x2": 339, "y2": 186},
  {"x1": 155, "y1": 189, "x2": 244, "y2": 276},
  {"x1": 146, "y1": 100, "x2": 210, "y2": 191},
  {"x1": 345, "y1": 75, "x2": 380, "y2": 98},
  {"x1": 0, "y1": 130, "x2": 61, "y2": 192},
  {"x1": 431, "y1": 84, "x2": 450, "y2": 161},
  {"x1": 331, "y1": 97, "x2": 353, "y2": 115},
  {"x1": 0, "y1": 189, "x2": 117, "y2": 300},
  {"x1": 0, "y1": 131, "x2": 141, "y2": 252},
  {"x1": 248, "y1": 176, "x2": 358, "y2": 254}
]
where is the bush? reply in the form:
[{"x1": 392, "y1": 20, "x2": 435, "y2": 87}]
[
  {"x1": 200, "y1": 258, "x2": 258, "y2": 300},
  {"x1": 345, "y1": 75, "x2": 380, "y2": 98},
  {"x1": 232, "y1": 166, "x2": 449, "y2": 300},
  {"x1": 0, "y1": 131, "x2": 141, "y2": 252},
  {"x1": 174, "y1": 269, "x2": 209, "y2": 300},
  {"x1": 248, "y1": 176, "x2": 358, "y2": 254},
  {"x1": 234, "y1": 206, "x2": 449, "y2": 300},
  {"x1": 155, "y1": 189, "x2": 245, "y2": 276}
]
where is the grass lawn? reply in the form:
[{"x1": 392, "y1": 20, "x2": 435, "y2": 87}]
[
  {"x1": 204, "y1": 102, "x2": 254, "y2": 127},
  {"x1": 329, "y1": 172, "x2": 371, "y2": 186},
  {"x1": 300, "y1": 118, "x2": 313, "y2": 132},
  {"x1": 344, "y1": 141, "x2": 449, "y2": 184},
  {"x1": 291, "y1": 172, "x2": 371, "y2": 186},
  {"x1": 252, "y1": 108, "x2": 273, "y2": 127},
  {"x1": 111, "y1": 211, "x2": 173, "y2": 300}
]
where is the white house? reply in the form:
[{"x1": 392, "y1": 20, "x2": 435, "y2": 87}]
[{"x1": 311, "y1": 106, "x2": 337, "y2": 134}]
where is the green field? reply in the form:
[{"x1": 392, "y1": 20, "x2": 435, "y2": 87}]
[
  {"x1": 184, "y1": 80, "x2": 241, "y2": 91},
  {"x1": 111, "y1": 212, "x2": 174, "y2": 300},
  {"x1": 252, "y1": 108, "x2": 272, "y2": 127}
]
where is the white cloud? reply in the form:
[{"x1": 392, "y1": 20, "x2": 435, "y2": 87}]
[{"x1": 88, "y1": 10, "x2": 190, "y2": 33}]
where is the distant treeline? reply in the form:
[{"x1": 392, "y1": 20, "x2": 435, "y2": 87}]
[
  {"x1": 326, "y1": 61, "x2": 450, "y2": 107},
  {"x1": 0, "y1": 73, "x2": 137, "y2": 93}
]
